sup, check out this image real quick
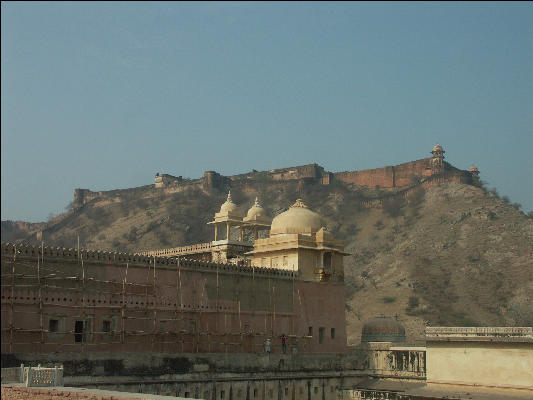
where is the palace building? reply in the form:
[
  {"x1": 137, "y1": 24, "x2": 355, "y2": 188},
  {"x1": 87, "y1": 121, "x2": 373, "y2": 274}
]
[{"x1": 1, "y1": 198, "x2": 349, "y2": 355}]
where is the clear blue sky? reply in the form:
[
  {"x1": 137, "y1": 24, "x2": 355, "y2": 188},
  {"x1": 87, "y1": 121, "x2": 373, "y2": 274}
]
[{"x1": 2, "y1": 2, "x2": 532, "y2": 222}]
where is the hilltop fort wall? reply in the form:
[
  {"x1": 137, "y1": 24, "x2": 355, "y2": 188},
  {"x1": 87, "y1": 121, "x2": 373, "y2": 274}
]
[
  {"x1": 70, "y1": 147, "x2": 476, "y2": 209},
  {"x1": 1, "y1": 243, "x2": 347, "y2": 355},
  {"x1": 73, "y1": 189, "x2": 102, "y2": 208},
  {"x1": 334, "y1": 159, "x2": 472, "y2": 188}
]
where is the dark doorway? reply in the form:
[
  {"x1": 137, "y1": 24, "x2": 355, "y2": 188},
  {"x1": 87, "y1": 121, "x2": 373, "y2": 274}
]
[
  {"x1": 75, "y1": 320, "x2": 84, "y2": 342},
  {"x1": 323, "y1": 252, "x2": 332, "y2": 268}
]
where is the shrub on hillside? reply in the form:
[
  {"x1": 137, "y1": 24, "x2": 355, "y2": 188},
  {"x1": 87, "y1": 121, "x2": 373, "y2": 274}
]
[
  {"x1": 381, "y1": 296, "x2": 396, "y2": 303},
  {"x1": 382, "y1": 196, "x2": 404, "y2": 217},
  {"x1": 408, "y1": 186, "x2": 426, "y2": 207},
  {"x1": 374, "y1": 220, "x2": 384, "y2": 230},
  {"x1": 471, "y1": 175, "x2": 486, "y2": 189},
  {"x1": 408, "y1": 296, "x2": 419, "y2": 309}
]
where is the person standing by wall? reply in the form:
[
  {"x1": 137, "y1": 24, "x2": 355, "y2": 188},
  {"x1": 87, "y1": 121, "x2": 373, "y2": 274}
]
[{"x1": 265, "y1": 338, "x2": 271, "y2": 354}]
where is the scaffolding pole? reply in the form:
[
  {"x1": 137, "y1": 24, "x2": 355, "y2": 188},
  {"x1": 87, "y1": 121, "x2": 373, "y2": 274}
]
[
  {"x1": 9, "y1": 245, "x2": 16, "y2": 353},
  {"x1": 151, "y1": 257, "x2": 157, "y2": 352},
  {"x1": 38, "y1": 248, "x2": 44, "y2": 348}
]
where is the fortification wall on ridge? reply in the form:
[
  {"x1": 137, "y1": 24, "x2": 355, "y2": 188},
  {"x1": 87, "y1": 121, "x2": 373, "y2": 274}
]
[
  {"x1": 334, "y1": 159, "x2": 433, "y2": 188},
  {"x1": 72, "y1": 156, "x2": 475, "y2": 207}
]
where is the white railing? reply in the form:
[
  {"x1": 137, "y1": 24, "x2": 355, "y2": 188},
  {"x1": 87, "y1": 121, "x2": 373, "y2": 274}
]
[
  {"x1": 426, "y1": 326, "x2": 533, "y2": 338},
  {"x1": 2, "y1": 364, "x2": 64, "y2": 387},
  {"x1": 1, "y1": 365, "x2": 24, "y2": 383}
]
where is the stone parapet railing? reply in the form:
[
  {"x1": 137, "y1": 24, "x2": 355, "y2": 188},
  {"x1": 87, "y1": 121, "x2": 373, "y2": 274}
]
[
  {"x1": 24, "y1": 365, "x2": 64, "y2": 387},
  {"x1": 138, "y1": 242, "x2": 214, "y2": 257},
  {"x1": 426, "y1": 326, "x2": 533, "y2": 342},
  {"x1": 1, "y1": 366, "x2": 24, "y2": 383},
  {"x1": 1, "y1": 242, "x2": 296, "y2": 278},
  {"x1": 1, "y1": 364, "x2": 63, "y2": 387}
]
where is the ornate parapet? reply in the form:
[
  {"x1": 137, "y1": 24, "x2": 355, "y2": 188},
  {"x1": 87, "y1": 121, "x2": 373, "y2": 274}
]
[
  {"x1": 426, "y1": 326, "x2": 533, "y2": 342},
  {"x1": 137, "y1": 242, "x2": 214, "y2": 257},
  {"x1": 1, "y1": 242, "x2": 295, "y2": 279}
]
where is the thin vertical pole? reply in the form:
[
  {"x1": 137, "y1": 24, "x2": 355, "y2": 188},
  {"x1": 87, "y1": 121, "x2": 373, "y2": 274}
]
[
  {"x1": 291, "y1": 265, "x2": 295, "y2": 336},
  {"x1": 178, "y1": 257, "x2": 183, "y2": 350},
  {"x1": 145, "y1": 258, "x2": 151, "y2": 310},
  {"x1": 178, "y1": 260, "x2": 183, "y2": 353},
  {"x1": 121, "y1": 278, "x2": 126, "y2": 344},
  {"x1": 268, "y1": 278, "x2": 272, "y2": 337},
  {"x1": 272, "y1": 285, "x2": 276, "y2": 337},
  {"x1": 37, "y1": 248, "x2": 43, "y2": 347},
  {"x1": 81, "y1": 254, "x2": 85, "y2": 353},
  {"x1": 238, "y1": 300, "x2": 242, "y2": 351},
  {"x1": 121, "y1": 263, "x2": 128, "y2": 346},
  {"x1": 216, "y1": 263, "x2": 219, "y2": 331},
  {"x1": 152, "y1": 257, "x2": 156, "y2": 351},
  {"x1": 9, "y1": 245, "x2": 16, "y2": 353},
  {"x1": 197, "y1": 281, "x2": 206, "y2": 353}
]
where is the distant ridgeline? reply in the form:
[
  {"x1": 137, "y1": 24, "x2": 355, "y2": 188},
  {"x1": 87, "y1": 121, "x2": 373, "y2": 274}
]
[{"x1": 73, "y1": 145, "x2": 479, "y2": 208}]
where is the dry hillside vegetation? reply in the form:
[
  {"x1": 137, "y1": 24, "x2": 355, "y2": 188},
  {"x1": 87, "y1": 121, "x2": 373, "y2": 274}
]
[{"x1": 2, "y1": 180, "x2": 532, "y2": 344}]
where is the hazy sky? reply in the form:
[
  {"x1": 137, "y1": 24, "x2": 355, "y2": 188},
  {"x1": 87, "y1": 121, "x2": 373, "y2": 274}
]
[{"x1": 2, "y1": 2, "x2": 532, "y2": 222}]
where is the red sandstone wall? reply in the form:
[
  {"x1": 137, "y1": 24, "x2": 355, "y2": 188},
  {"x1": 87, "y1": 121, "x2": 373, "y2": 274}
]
[
  {"x1": 334, "y1": 159, "x2": 432, "y2": 188},
  {"x1": 334, "y1": 166, "x2": 395, "y2": 188},
  {"x1": 1, "y1": 244, "x2": 347, "y2": 355},
  {"x1": 392, "y1": 159, "x2": 431, "y2": 186}
]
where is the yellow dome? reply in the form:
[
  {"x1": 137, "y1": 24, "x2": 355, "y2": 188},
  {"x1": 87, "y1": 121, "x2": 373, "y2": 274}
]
[
  {"x1": 246, "y1": 197, "x2": 265, "y2": 219},
  {"x1": 432, "y1": 144, "x2": 444, "y2": 152},
  {"x1": 270, "y1": 199, "x2": 324, "y2": 235},
  {"x1": 469, "y1": 165, "x2": 479, "y2": 172},
  {"x1": 219, "y1": 191, "x2": 237, "y2": 214}
]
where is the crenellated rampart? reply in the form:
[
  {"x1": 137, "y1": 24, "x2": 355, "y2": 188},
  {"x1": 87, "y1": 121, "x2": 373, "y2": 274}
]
[
  {"x1": 0, "y1": 243, "x2": 295, "y2": 278},
  {"x1": 70, "y1": 150, "x2": 476, "y2": 208}
]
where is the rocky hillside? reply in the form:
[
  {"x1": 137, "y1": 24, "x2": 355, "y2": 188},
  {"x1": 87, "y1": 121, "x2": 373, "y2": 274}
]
[{"x1": 2, "y1": 178, "x2": 532, "y2": 345}]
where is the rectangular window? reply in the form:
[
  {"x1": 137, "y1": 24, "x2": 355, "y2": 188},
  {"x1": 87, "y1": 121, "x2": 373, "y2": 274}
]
[
  {"x1": 74, "y1": 320, "x2": 84, "y2": 343},
  {"x1": 102, "y1": 320, "x2": 111, "y2": 333},
  {"x1": 323, "y1": 252, "x2": 332, "y2": 268},
  {"x1": 49, "y1": 319, "x2": 59, "y2": 332},
  {"x1": 253, "y1": 389, "x2": 258, "y2": 397},
  {"x1": 331, "y1": 328, "x2": 336, "y2": 339},
  {"x1": 308, "y1": 326, "x2": 313, "y2": 337},
  {"x1": 319, "y1": 327, "x2": 325, "y2": 344}
]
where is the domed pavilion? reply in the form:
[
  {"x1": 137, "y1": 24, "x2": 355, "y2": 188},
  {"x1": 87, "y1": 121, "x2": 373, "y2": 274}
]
[{"x1": 247, "y1": 199, "x2": 349, "y2": 281}]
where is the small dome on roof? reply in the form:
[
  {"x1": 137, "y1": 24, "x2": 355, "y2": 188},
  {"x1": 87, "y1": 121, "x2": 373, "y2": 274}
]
[
  {"x1": 270, "y1": 199, "x2": 324, "y2": 236},
  {"x1": 469, "y1": 165, "x2": 479, "y2": 173},
  {"x1": 246, "y1": 197, "x2": 265, "y2": 219},
  {"x1": 432, "y1": 144, "x2": 444, "y2": 153},
  {"x1": 219, "y1": 191, "x2": 238, "y2": 214},
  {"x1": 361, "y1": 316, "x2": 406, "y2": 343}
]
